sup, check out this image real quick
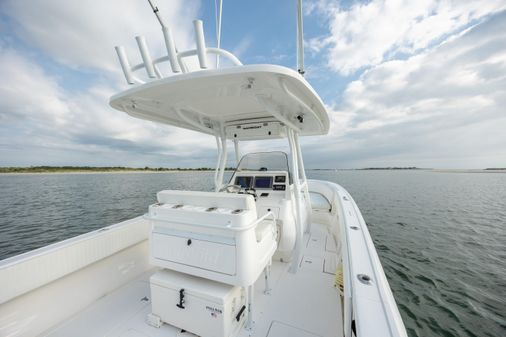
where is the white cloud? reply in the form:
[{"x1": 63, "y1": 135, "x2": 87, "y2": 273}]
[
  {"x1": 232, "y1": 36, "x2": 253, "y2": 58},
  {"x1": 0, "y1": 49, "x2": 68, "y2": 125},
  {"x1": 309, "y1": 0, "x2": 506, "y2": 75},
  {"x1": 2, "y1": 0, "x2": 200, "y2": 76},
  {"x1": 0, "y1": 48, "x2": 216, "y2": 167},
  {"x1": 0, "y1": 0, "x2": 227, "y2": 167},
  {"x1": 1, "y1": 0, "x2": 505, "y2": 170},
  {"x1": 303, "y1": 12, "x2": 506, "y2": 168}
]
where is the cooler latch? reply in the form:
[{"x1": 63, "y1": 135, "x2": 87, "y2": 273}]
[{"x1": 176, "y1": 288, "x2": 185, "y2": 309}]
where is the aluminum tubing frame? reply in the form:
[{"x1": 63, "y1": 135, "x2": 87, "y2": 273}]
[
  {"x1": 294, "y1": 132, "x2": 312, "y2": 233},
  {"x1": 287, "y1": 127, "x2": 304, "y2": 274},
  {"x1": 214, "y1": 129, "x2": 228, "y2": 192}
]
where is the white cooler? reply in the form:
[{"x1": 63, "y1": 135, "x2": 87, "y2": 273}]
[{"x1": 150, "y1": 269, "x2": 247, "y2": 337}]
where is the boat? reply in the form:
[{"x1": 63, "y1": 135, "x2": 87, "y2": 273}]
[{"x1": 0, "y1": 1, "x2": 407, "y2": 336}]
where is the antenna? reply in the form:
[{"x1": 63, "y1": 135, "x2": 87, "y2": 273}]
[
  {"x1": 146, "y1": 0, "x2": 181, "y2": 73},
  {"x1": 215, "y1": 0, "x2": 223, "y2": 68},
  {"x1": 147, "y1": 0, "x2": 167, "y2": 28},
  {"x1": 114, "y1": 1, "x2": 242, "y2": 84},
  {"x1": 296, "y1": 0, "x2": 305, "y2": 75}
]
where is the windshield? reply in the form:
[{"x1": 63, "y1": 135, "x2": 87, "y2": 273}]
[
  {"x1": 230, "y1": 151, "x2": 292, "y2": 185},
  {"x1": 236, "y1": 151, "x2": 290, "y2": 172}
]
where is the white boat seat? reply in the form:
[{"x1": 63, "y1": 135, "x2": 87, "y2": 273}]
[{"x1": 146, "y1": 190, "x2": 277, "y2": 286}]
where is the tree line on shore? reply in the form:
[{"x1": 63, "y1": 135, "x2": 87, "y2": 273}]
[{"x1": 0, "y1": 166, "x2": 236, "y2": 173}]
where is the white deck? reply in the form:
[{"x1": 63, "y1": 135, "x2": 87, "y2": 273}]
[{"x1": 44, "y1": 223, "x2": 342, "y2": 337}]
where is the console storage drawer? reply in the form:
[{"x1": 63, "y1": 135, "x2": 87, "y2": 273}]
[{"x1": 152, "y1": 232, "x2": 236, "y2": 275}]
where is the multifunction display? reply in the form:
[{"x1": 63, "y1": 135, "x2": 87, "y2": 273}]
[
  {"x1": 235, "y1": 176, "x2": 252, "y2": 188},
  {"x1": 234, "y1": 174, "x2": 287, "y2": 190},
  {"x1": 254, "y1": 177, "x2": 273, "y2": 189}
]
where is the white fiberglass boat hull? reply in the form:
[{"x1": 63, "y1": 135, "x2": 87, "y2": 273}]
[{"x1": 0, "y1": 180, "x2": 406, "y2": 337}]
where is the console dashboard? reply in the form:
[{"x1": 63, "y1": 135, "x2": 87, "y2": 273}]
[{"x1": 233, "y1": 173, "x2": 288, "y2": 192}]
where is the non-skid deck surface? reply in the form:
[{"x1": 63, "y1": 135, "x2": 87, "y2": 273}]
[{"x1": 44, "y1": 224, "x2": 342, "y2": 337}]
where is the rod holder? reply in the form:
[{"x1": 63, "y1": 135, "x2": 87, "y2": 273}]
[
  {"x1": 193, "y1": 20, "x2": 207, "y2": 69},
  {"x1": 115, "y1": 46, "x2": 135, "y2": 84},
  {"x1": 135, "y1": 35, "x2": 156, "y2": 78},
  {"x1": 162, "y1": 27, "x2": 181, "y2": 73}
]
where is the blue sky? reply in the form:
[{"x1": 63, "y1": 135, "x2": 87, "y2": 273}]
[{"x1": 1, "y1": 0, "x2": 505, "y2": 169}]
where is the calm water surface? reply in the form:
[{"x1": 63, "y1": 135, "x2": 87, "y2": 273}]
[{"x1": 0, "y1": 170, "x2": 505, "y2": 337}]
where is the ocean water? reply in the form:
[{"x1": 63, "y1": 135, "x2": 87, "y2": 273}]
[{"x1": 0, "y1": 170, "x2": 504, "y2": 337}]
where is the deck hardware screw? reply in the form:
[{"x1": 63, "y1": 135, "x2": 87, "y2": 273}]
[
  {"x1": 246, "y1": 77, "x2": 254, "y2": 89},
  {"x1": 357, "y1": 274, "x2": 372, "y2": 285}
]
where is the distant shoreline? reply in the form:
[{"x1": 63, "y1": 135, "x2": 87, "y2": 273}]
[
  {"x1": 0, "y1": 171, "x2": 221, "y2": 175},
  {"x1": 0, "y1": 166, "x2": 233, "y2": 175},
  {"x1": 1, "y1": 166, "x2": 504, "y2": 174},
  {"x1": 432, "y1": 169, "x2": 506, "y2": 174}
]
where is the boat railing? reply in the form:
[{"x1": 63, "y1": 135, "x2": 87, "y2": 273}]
[
  {"x1": 338, "y1": 188, "x2": 407, "y2": 337},
  {"x1": 308, "y1": 180, "x2": 407, "y2": 337},
  {"x1": 115, "y1": 20, "x2": 242, "y2": 85}
]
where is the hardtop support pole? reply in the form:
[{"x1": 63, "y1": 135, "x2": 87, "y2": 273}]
[
  {"x1": 288, "y1": 127, "x2": 303, "y2": 274},
  {"x1": 294, "y1": 132, "x2": 311, "y2": 233},
  {"x1": 215, "y1": 128, "x2": 228, "y2": 191},
  {"x1": 234, "y1": 139, "x2": 240, "y2": 164},
  {"x1": 245, "y1": 284, "x2": 254, "y2": 330},
  {"x1": 214, "y1": 135, "x2": 222, "y2": 191}
]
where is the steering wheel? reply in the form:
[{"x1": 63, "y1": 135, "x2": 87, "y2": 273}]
[
  {"x1": 219, "y1": 184, "x2": 242, "y2": 193},
  {"x1": 243, "y1": 187, "x2": 258, "y2": 201},
  {"x1": 220, "y1": 184, "x2": 258, "y2": 201}
]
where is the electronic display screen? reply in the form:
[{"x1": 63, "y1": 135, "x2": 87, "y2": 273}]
[
  {"x1": 275, "y1": 175, "x2": 286, "y2": 183},
  {"x1": 254, "y1": 176, "x2": 273, "y2": 189},
  {"x1": 235, "y1": 176, "x2": 252, "y2": 188}
]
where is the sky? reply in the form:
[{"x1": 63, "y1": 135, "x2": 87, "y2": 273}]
[{"x1": 0, "y1": 0, "x2": 505, "y2": 169}]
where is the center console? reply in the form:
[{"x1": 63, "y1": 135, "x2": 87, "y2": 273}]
[
  {"x1": 230, "y1": 171, "x2": 296, "y2": 262},
  {"x1": 145, "y1": 190, "x2": 277, "y2": 336}
]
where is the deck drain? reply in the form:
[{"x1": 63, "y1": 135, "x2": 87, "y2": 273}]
[
  {"x1": 350, "y1": 226, "x2": 359, "y2": 230},
  {"x1": 357, "y1": 274, "x2": 372, "y2": 285}
]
